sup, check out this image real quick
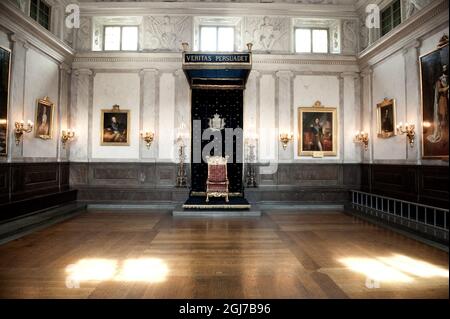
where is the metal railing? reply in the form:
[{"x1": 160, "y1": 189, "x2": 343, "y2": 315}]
[{"x1": 350, "y1": 190, "x2": 449, "y2": 240}]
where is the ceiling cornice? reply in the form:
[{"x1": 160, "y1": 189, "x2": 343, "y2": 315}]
[
  {"x1": 358, "y1": 0, "x2": 448, "y2": 68},
  {"x1": 0, "y1": 1, "x2": 75, "y2": 63},
  {"x1": 79, "y1": 2, "x2": 359, "y2": 18}
]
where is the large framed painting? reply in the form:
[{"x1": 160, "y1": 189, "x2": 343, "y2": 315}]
[
  {"x1": 34, "y1": 96, "x2": 54, "y2": 140},
  {"x1": 376, "y1": 98, "x2": 397, "y2": 138},
  {"x1": 0, "y1": 45, "x2": 11, "y2": 156},
  {"x1": 298, "y1": 101, "x2": 338, "y2": 157},
  {"x1": 420, "y1": 35, "x2": 449, "y2": 159},
  {"x1": 101, "y1": 104, "x2": 130, "y2": 146}
]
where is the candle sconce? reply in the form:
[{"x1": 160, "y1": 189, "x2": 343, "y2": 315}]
[
  {"x1": 279, "y1": 132, "x2": 293, "y2": 151},
  {"x1": 141, "y1": 131, "x2": 155, "y2": 149},
  {"x1": 354, "y1": 131, "x2": 369, "y2": 151},
  {"x1": 61, "y1": 129, "x2": 75, "y2": 149},
  {"x1": 14, "y1": 120, "x2": 33, "y2": 145},
  {"x1": 396, "y1": 122, "x2": 415, "y2": 148}
]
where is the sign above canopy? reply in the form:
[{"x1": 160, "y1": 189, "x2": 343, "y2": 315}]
[{"x1": 182, "y1": 52, "x2": 252, "y2": 89}]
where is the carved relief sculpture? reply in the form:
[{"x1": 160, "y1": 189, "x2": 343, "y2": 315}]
[
  {"x1": 244, "y1": 16, "x2": 289, "y2": 52},
  {"x1": 342, "y1": 20, "x2": 357, "y2": 55},
  {"x1": 143, "y1": 16, "x2": 192, "y2": 51},
  {"x1": 404, "y1": 0, "x2": 431, "y2": 19},
  {"x1": 76, "y1": 17, "x2": 92, "y2": 52}
]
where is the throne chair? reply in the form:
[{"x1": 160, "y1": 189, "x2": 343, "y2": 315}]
[{"x1": 205, "y1": 155, "x2": 229, "y2": 203}]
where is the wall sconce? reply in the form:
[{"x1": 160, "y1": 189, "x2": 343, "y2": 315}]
[
  {"x1": 279, "y1": 132, "x2": 293, "y2": 150},
  {"x1": 61, "y1": 129, "x2": 75, "y2": 149},
  {"x1": 141, "y1": 131, "x2": 155, "y2": 149},
  {"x1": 246, "y1": 42, "x2": 253, "y2": 52},
  {"x1": 354, "y1": 131, "x2": 369, "y2": 151},
  {"x1": 14, "y1": 120, "x2": 33, "y2": 145},
  {"x1": 396, "y1": 122, "x2": 415, "y2": 148}
]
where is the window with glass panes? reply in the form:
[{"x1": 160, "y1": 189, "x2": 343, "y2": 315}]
[
  {"x1": 30, "y1": 0, "x2": 51, "y2": 30},
  {"x1": 381, "y1": 0, "x2": 402, "y2": 36},
  {"x1": 200, "y1": 26, "x2": 234, "y2": 52},
  {"x1": 295, "y1": 28, "x2": 329, "y2": 53},
  {"x1": 103, "y1": 26, "x2": 139, "y2": 51}
]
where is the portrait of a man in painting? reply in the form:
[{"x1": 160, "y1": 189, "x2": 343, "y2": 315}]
[
  {"x1": 420, "y1": 37, "x2": 449, "y2": 159},
  {"x1": 377, "y1": 98, "x2": 396, "y2": 138},
  {"x1": 101, "y1": 106, "x2": 130, "y2": 146},
  {"x1": 298, "y1": 102, "x2": 337, "y2": 156},
  {"x1": 0, "y1": 46, "x2": 11, "y2": 156},
  {"x1": 35, "y1": 97, "x2": 54, "y2": 140}
]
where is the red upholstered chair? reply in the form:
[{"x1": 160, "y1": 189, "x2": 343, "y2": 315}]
[{"x1": 206, "y1": 156, "x2": 229, "y2": 202}]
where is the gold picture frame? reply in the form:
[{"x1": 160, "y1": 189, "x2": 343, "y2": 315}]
[
  {"x1": 419, "y1": 35, "x2": 449, "y2": 160},
  {"x1": 100, "y1": 105, "x2": 130, "y2": 146},
  {"x1": 376, "y1": 98, "x2": 397, "y2": 138},
  {"x1": 298, "y1": 101, "x2": 338, "y2": 157},
  {"x1": 34, "y1": 96, "x2": 54, "y2": 140}
]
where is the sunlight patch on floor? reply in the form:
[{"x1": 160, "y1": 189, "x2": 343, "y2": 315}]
[
  {"x1": 65, "y1": 258, "x2": 169, "y2": 288},
  {"x1": 338, "y1": 254, "x2": 449, "y2": 285}
]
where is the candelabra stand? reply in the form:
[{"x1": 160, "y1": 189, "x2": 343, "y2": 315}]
[
  {"x1": 176, "y1": 137, "x2": 187, "y2": 188},
  {"x1": 245, "y1": 141, "x2": 257, "y2": 188}
]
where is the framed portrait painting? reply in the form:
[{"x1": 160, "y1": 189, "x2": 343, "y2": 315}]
[
  {"x1": 298, "y1": 101, "x2": 338, "y2": 157},
  {"x1": 35, "y1": 96, "x2": 54, "y2": 140},
  {"x1": 376, "y1": 98, "x2": 397, "y2": 138},
  {"x1": 420, "y1": 36, "x2": 449, "y2": 159},
  {"x1": 101, "y1": 105, "x2": 130, "y2": 146},
  {"x1": 0, "y1": 45, "x2": 11, "y2": 156}
]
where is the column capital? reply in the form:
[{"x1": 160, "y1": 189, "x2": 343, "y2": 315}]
[
  {"x1": 139, "y1": 68, "x2": 159, "y2": 77},
  {"x1": 402, "y1": 39, "x2": 421, "y2": 55},
  {"x1": 249, "y1": 70, "x2": 261, "y2": 79},
  {"x1": 22, "y1": 42, "x2": 31, "y2": 51},
  {"x1": 339, "y1": 72, "x2": 359, "y2": 80},
  {"x1": 360, "y1": 66, "x2": 373, "y2": 77},
  {"x1": 73, "y1": 68, "x2": 93, "y2": 77},
  {"x1": 59, "y1": 63, "x2": 71, "y2": 74},
  {"x1": 9, "y1": 33, "x2": 26, "y2": 44},
  {"x1": 275, "y1": 70, "x2": 294, "y2": 78}
]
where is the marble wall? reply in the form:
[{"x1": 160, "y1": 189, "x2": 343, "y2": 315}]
[
  {"x1": 361, "y1": 23, "x2": 449, "y2": 166},
  {"x1": 0, "y1": 27, "x2": 71, "y2": 163},
  {"x1": 70, "y1": 53, "x2": 361, "y2": 164}
]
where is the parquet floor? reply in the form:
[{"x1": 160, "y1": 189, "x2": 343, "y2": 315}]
[{"x1": 0, "y1": 210, "x2": 448, "y2": 298}]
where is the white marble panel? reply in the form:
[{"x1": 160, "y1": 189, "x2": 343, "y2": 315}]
[
  {"x1": 259, "y1": 74, "x2": 276, "y2": 161},
  {"x1": 158, "y1": 72, "x2": 175, "y2": 161},
  {"x1": 372, "y1": 52, "x2": 406, "y2": 160},
  {"x1": 293, "y1": 75, "x2": 340, "y2": 160},
  {"x1": 92, "y1": 73, "x2": 140, "y2": 159},
  {"x1": 23, "y1": 48, "x2": 59, "y2": 158}
]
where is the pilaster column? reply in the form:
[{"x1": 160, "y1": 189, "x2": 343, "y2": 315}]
[
  {"x1": 340, "y1": 72, "x2": 360, "y2": 163},
  {"x1": 402, "y1": 40, "x2": 422, "y2": 164},
  {"x1": 173, "y1": 69, "x2": 190, "y2": 161},
  {"x1": 275, "y1": 70, "x2": 294, "y2": 161},
  {"x1": 70, "y1": 68, "x2": 93, "y2": 162},
  {"x1": 139, "y1": 68, "x2": 159, "y2": 160},
  {"x1": 361, "y1": 67, "x2": 374, "y2": 163},
  {"x1": 58, "y1": 63, "x2": 71, "y2": 161},
  {"x1": 8, "y1": 34, "x2": 28, "y2": 161}
]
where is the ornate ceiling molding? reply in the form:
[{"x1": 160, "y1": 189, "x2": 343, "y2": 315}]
[
  {"x1": 79, "y1": 2, "x2": 359, "y2": 18},
  {"x1": 73, "y1": 52, "x2": 358, "y2": 68}
]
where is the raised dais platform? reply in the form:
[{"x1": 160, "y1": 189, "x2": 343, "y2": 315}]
[{"x1": 174, "y1": 196, "x2": 260, "y2": 217}]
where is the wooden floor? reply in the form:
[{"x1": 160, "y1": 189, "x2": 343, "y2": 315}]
[{"x1": 0, "y1": 210, "x2": 448, "y2": 299}]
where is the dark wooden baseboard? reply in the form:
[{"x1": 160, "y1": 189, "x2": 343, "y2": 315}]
[
  {"x1": 361, "y1": 164, "x2": 448, "y2": 209},
  {"x1": 0, "y1": 189, "x2": 78, "y2": 222}
]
